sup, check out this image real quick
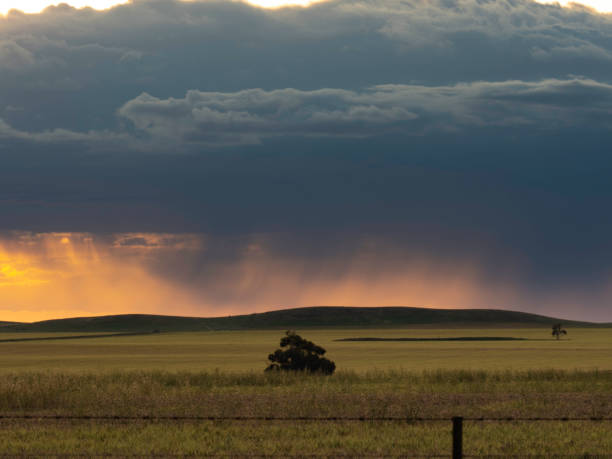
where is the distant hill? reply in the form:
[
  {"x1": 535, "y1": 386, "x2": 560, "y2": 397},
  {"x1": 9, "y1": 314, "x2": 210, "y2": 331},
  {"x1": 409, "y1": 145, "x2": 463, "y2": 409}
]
[{"x1": 0, "y1": 307, "x2": 607, "y2": 333}]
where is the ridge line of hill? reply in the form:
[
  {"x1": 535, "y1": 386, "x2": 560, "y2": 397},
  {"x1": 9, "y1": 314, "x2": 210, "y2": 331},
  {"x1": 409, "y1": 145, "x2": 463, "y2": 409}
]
[{"x1": 0, "y1": 306, "x2": 608, "y2": 333}]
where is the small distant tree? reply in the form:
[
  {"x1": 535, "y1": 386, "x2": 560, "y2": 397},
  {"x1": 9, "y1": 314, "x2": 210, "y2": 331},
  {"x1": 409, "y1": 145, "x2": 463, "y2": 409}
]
[
  {"x1": 552, "y1": 323, "x2": 567, "y2": 340},
  {"x1": 266, "y1": 331, "x2": 336, "y2": 375}
]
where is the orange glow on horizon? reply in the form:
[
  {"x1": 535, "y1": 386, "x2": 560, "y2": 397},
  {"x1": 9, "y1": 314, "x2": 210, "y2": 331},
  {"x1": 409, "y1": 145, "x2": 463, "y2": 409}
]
[
  {"x1": 0, "y1": 231, "x2": 605, "y2": 323},
  {"x1": 0, "y1": 231, "x2": 511, "y2": 323},
  {"x1": 0, "y1": 232, "x2": 205, "y2": 322}
]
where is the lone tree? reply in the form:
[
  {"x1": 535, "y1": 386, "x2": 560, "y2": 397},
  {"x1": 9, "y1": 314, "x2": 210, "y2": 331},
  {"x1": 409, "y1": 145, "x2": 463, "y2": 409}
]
[
  {"x1": 266, "y1": 331, "x2": 336, "y2": 375},
  {"x1": 552, "y1": 323, "x2": 567, "y2": 340}
]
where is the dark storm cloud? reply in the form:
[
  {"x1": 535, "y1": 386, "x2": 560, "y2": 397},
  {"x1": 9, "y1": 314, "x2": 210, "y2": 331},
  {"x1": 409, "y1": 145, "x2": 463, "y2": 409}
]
[
  {"x1": 1, "y1": 0, "x2": 612, "y2": 135},
  {"x1": 115, "y1": 79, "x2": 612, "y2": 146},
  {"x1": 2, "y1": 0, "x2": 612, "y2": 319},
  {"x1": 3, "y1": 78, "x2": 612, "y2": 147}
]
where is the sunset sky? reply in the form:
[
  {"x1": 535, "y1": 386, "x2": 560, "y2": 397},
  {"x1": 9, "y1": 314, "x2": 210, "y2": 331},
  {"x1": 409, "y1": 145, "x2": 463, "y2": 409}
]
[{"x1": 2, "y1": 0, "x2": 612, "y2": 322}]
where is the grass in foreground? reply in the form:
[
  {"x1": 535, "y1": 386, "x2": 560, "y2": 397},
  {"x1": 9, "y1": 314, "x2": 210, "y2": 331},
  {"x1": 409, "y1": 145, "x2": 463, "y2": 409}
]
[
  {"x1": 0, "y1": 369, "x2": 612, "y2": 418},
  {"x1": 0, "y1": 370, "x2": 611, "y2": 456},
  {"x1": 0, "y1": 419, "x2": 611, "y2": 457},
  {"x1": 0, "y1": 327, "x2": 610, "y2": 456}
]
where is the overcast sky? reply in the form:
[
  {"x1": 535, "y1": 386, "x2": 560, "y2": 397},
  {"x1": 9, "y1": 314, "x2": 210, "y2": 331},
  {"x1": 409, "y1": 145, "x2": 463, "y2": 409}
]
[{"x1": 1, "y1": 0, "x2": 612, "y2": 322}]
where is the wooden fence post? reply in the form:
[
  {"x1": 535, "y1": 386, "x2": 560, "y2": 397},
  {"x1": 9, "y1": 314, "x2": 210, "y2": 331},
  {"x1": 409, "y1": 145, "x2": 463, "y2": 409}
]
[{"x1": 452, "y1": 416, "x2": 463, "y2": 459}]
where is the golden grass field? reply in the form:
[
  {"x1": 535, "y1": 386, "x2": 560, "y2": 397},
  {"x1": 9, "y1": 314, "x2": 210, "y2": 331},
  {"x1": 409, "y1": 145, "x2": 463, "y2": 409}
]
[
  {"x1": 0, "y1": 327, "x2": 610, "y2": 372},
  {"x1": 0, "y1": 327, "x2": 611, "y2": 456}
]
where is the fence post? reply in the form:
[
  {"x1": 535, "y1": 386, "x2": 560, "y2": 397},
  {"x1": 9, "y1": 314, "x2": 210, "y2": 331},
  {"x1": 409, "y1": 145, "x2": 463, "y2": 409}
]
[{"x1": 452, "y1": 416, "x2": 463, "y2": 459}]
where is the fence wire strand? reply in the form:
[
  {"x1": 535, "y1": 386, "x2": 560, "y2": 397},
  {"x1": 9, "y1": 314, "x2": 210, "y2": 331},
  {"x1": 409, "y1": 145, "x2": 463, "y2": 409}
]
[{"x1": 0, "y1": 415, "x2": 611, "y2": 421}]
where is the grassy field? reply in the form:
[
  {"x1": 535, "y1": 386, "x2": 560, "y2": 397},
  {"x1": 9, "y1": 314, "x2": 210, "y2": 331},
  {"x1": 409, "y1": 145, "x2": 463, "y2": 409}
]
[
  {"x1": 0, "y1": 327, "x2": 610, "y2": 372},
  {"x1": 1, "y1": 418, "x2": 611, "y2": 456},
  {"x1": 0, "y1": 327, "x2": 611, "y2": 456},
  {"x1": 0, "y1": 370, "x2": 611, "y2": 455}
]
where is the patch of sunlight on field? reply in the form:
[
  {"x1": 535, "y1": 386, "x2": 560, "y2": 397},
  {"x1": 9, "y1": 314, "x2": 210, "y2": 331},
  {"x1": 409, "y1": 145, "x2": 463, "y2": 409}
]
[{"x1": 0, "y1": 328, "x2": 610, "y2": 372}]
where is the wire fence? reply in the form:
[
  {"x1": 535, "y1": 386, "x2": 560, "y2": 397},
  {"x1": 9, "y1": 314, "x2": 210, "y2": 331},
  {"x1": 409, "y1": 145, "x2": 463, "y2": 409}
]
[{"x1": 1, "y1": 415, "x2": 612, "y2": 421}]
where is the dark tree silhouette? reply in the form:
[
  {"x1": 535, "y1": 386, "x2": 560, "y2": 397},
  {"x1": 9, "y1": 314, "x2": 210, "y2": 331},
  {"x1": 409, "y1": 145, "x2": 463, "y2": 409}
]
[
  {"x1": 552, "y1": 323, "x2": 567, "y2": 340},
  {"x1": 266, "y1": 331, "x2": 336, "y2": 374}
]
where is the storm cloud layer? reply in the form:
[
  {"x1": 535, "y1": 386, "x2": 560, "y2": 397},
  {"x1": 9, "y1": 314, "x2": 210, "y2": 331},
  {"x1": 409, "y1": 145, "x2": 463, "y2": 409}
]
[{"x1": 1, "y1": 0, "x2": 612, "y2": 320}]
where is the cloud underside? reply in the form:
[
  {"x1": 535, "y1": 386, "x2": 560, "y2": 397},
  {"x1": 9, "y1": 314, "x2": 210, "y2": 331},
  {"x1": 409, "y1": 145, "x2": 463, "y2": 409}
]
[
  {"x1": 0, "y1": 78, "x2": 611, "y2": 148},
  {"x1": 1, "y1": 0, "x2": 612, "y2": 150}
]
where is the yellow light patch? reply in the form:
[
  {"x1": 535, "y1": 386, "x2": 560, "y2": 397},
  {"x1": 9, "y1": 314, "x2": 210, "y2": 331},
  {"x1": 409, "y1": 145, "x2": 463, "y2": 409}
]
[
  {"x1": 0, "y1": 232, "x2": 206, "y2": 322},
  {"x1": 0, "y1": 257, "x2": 50, "y2": 287},
  {"x1": 1, "y1": 0, "x2": 125, "y2": 15},
  {"x1": 2, "y1": 0, "x2": 611, "y2": 16}
]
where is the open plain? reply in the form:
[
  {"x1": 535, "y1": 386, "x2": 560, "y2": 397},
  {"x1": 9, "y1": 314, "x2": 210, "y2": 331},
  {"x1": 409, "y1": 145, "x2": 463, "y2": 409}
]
[
  {"x1": 0, "y1": 327, "x2": 611, "y2": 372},
  {"x1": 0, "y1": 326, "x2": 611, "y2": 456}
]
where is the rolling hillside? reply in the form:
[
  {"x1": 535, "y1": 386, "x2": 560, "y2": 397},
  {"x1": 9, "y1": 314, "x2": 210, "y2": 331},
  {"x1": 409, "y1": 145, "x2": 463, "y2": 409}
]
[{"x1": 0, "y1": 307, "x2": 606, "y2": 333}]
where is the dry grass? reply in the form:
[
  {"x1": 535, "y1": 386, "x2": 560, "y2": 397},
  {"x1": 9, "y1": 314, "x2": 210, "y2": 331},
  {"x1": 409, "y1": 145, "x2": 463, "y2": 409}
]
[
  {"x1": 0, "y1": 369, "x2": 611, "y2": 419},
  {"x1": 0, "y1": 327, "x2": 611, "y2": 372},
  {"x1": 0, "y1": 370, "x2": 609, "y2": 455},
  {"x1": 0, "y1": 327, "x2": 610, "y2": 455},
  {"x1": 0, "y1": 418, "x2": 610, "y2": 456}
]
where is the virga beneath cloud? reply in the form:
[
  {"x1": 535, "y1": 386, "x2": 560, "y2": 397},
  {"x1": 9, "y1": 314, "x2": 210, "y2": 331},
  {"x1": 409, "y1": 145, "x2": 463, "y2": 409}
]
[{"x1": 1, "y1": 232, "x2": 611, "y2": 323}]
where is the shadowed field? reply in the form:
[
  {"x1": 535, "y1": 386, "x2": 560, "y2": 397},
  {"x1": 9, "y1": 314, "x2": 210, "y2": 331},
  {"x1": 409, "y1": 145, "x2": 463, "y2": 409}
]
[
  {"x1": 0, "y1": 332, "x2": 152, "y2": 343},
  {"x1": 335, "y1": 336, "x2": 528, "y2": 341}
]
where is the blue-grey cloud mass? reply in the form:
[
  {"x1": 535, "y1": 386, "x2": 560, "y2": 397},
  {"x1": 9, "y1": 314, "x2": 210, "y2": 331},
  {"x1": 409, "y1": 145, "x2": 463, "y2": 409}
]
[{"x1": 1, "y1": 0, "x2": 612, "y2": 320}]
